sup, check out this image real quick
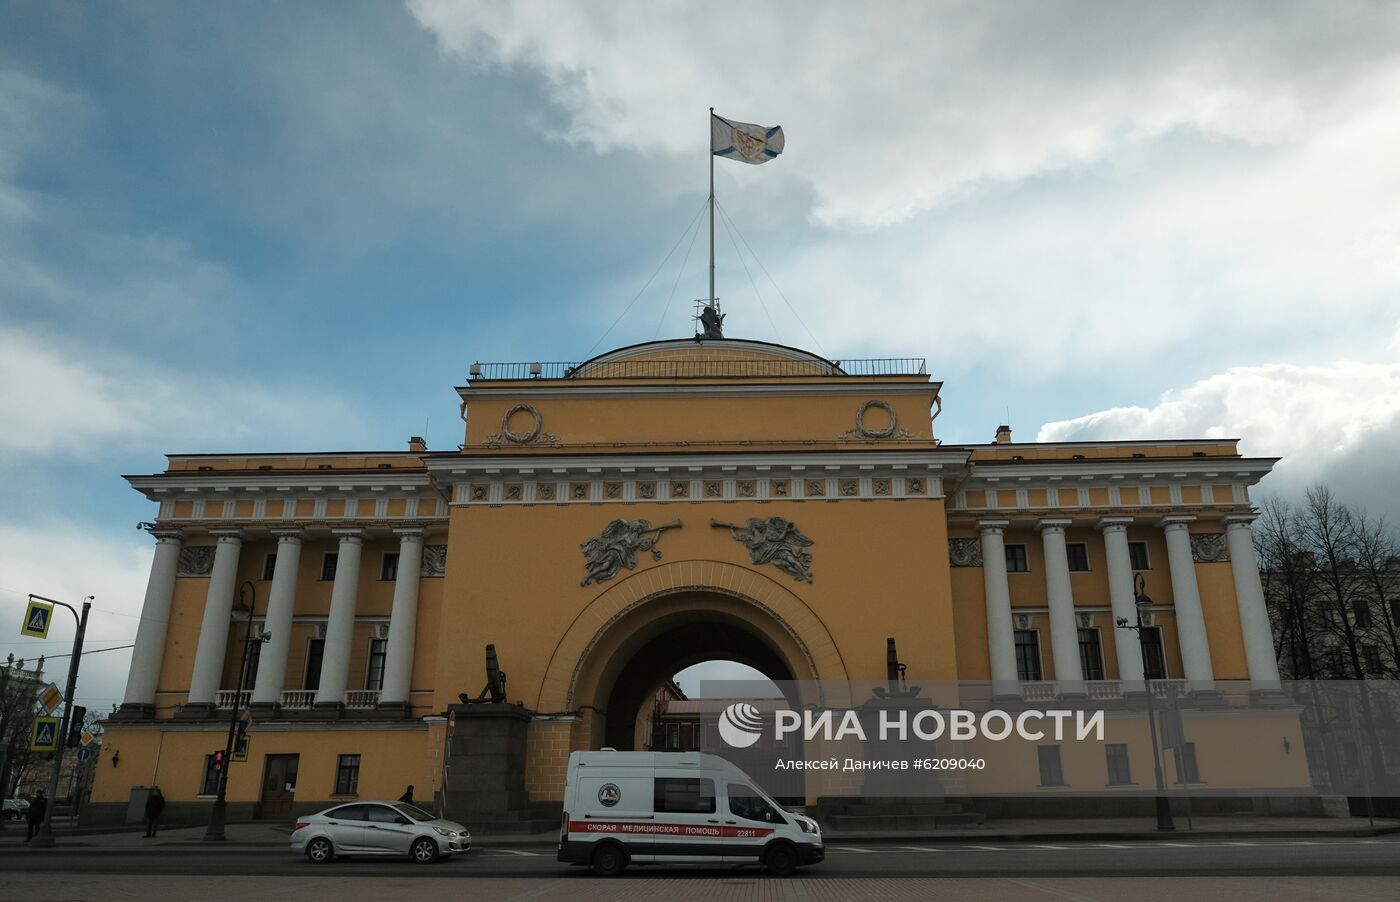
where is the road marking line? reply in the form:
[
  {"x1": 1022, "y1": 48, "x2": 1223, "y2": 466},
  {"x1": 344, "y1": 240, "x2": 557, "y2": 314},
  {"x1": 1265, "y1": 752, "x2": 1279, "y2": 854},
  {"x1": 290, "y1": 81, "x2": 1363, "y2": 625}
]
[
  {"x1": 1029, "y1": 844, "x2": 1070, "y2": 850},
  {"x1": 1153, "y1": 842, "x2": 1197, "y2": 847},
  {"x1": 1219, "y1": 841, "x2": 1257, "y2": 846},
  {"x1": 897, "y1": 846, "x2": 943, "y2": 852},
  {"x1": 964, "y1": 845, "x2": 1006, "y2": 851},
  {"x1": 495, "y1": 848, "x2": 542, "y2": 856},
  {"x1": 831, "y1": 846, "x2": 877, "y2": 853},
  {"x1": 1091, "y1": 843, "x2": 1133, "y2": 849}
]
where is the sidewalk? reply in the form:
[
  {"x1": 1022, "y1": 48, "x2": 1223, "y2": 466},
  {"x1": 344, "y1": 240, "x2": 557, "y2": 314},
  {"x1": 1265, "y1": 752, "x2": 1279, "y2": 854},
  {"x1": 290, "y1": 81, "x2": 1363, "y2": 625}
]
[{"x1": 2, "y1": 815, "x2": 1397, "y2": 851}]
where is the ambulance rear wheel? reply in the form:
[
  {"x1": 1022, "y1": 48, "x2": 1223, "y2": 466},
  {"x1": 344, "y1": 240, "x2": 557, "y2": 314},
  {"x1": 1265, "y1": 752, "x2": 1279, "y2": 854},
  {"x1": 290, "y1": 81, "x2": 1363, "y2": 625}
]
[
  {"x1": 591, "y1": 842, "x2": 628, "y2": 877},
  {"x1": 765, "y1": 842, "x2": 798, "y2": 877}
]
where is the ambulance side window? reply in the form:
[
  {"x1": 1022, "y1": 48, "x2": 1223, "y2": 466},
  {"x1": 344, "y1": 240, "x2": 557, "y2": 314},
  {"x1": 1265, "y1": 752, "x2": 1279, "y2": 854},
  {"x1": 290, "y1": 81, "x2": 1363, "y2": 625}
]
[
  {"x1": 654, "y1": 777, "x2": 716, "y2": 813},
  {"x1": 727, "y1": 784, "x2": 780, "y2": 823}
]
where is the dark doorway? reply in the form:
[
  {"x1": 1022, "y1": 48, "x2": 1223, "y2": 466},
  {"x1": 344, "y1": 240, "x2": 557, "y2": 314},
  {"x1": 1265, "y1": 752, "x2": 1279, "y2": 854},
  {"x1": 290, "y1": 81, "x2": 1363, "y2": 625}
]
[{"x1": 258, "y1": 754, "x2": 299, "y2": 820}]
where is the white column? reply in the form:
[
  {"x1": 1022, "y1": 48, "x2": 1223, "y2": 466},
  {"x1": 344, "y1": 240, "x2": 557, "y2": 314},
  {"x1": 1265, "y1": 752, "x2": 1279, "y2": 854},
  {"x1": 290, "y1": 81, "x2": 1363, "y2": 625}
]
[
  {"x1": 379, "y1": 529, "x2": 425, "y2": 707},
  {"x1": 977, "y1": 521, "x2": 1018, "y2": 696},
  {"x1": 315, "y1": 529, "x2": 365, "y2": 708},
  {"x1": 1225, "y1": 516, "x2": 1282, "y2": 688},
  {"x1": 122, "y1": 531, "x2": 185, "y2": 711},
  {"x1": 186, "y1": 531, "x2": 244, "y2": 707},
  {"x1": 1160, "y1": 517, "x2": 1215, "y2": 687},
  {"x1": 1038, "y1": 519, "x2": 1084, "y2": 694},
  {"x1": 252, "y1": 531, "x2": 304, "y2": 706},
  {"x1": 1098, "y1": 519, "x2": 1145, "y2": 684}
]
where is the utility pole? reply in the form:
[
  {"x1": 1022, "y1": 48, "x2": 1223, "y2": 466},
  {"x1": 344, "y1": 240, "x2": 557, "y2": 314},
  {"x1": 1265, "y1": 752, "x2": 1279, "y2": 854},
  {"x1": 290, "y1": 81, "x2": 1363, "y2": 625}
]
[{"x1": 30, "y1": 594, "x2": 93, "y2": 848}]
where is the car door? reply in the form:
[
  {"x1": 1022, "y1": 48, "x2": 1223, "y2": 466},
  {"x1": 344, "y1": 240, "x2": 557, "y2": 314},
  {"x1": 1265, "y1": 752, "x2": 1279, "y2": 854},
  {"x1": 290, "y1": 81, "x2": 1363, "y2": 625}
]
[
  {"x1": 363, "y1": 804, "x2": 415, "y2": 855},
  {"x1": 321, "y1": 804, "x2": 370, "y2": 852},
  {"x1": 721, "y1": 783, "x2": 783, "y2": 864},
  {"x1": 652, "y1": 772, "x2": 722, "y2": 864}
]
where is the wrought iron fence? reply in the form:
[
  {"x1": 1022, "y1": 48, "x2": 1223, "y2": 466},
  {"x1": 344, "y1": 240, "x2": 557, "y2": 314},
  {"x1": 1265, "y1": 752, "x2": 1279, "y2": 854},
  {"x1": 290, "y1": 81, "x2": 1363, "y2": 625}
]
[{"x1": 467, "y1": 357, "x2": 927, "y2": 380}]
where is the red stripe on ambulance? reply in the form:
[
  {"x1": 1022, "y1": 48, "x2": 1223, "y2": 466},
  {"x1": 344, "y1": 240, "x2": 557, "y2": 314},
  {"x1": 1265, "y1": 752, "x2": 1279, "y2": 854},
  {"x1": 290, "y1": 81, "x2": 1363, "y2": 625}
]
[{"x1": 569, "y1": 821, "x2": 775, "y2": 839}]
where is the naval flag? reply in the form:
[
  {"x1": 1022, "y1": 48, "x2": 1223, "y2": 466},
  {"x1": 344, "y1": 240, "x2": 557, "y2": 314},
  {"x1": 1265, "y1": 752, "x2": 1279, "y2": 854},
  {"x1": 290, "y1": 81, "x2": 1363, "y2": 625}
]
[{"x1": 711, "y1": 113, "x2": 785, "y2": 164}]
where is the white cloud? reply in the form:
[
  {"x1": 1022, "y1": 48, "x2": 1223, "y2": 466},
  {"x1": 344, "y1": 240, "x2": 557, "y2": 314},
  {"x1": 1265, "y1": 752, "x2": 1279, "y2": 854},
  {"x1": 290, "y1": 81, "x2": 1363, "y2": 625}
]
[
  {"x1": 1037, "y1": 348, "x2": 1400, "y2": 515},
  {"x1": 0, "y1": 520, "x2": 153, "y2": 713},
  {"x1": 0, "y1": 322, "x2": 358, "y2": 457}
]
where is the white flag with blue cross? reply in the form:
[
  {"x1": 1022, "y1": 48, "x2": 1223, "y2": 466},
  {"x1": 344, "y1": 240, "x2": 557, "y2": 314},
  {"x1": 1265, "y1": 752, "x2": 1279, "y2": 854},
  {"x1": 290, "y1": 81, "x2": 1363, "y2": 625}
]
[{"x1": 711, "y1": 113, "x2": 785, "y2": 165}]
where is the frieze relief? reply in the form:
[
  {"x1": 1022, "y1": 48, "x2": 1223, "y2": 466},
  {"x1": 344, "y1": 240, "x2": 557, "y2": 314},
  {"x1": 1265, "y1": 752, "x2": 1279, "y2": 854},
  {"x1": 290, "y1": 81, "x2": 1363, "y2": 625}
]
[
  {"x1": 948, "y1": 538, "x2": 983, "y2": 568},
  {"x1": 581, "y1": 519, "x2": 682, "y2": 586},
  {"x1": 712, "y1": 516, "x2": 814, "y2": 583},
  {"x1": 1190, "y1": 533, "x2": 1230, "y2": 563},
  {"x1": 420, "y1": 544, "x2": 448, "y2": 578},
  {"x1": 177, "y1": 546, "x2": 215, "y2": 577}
]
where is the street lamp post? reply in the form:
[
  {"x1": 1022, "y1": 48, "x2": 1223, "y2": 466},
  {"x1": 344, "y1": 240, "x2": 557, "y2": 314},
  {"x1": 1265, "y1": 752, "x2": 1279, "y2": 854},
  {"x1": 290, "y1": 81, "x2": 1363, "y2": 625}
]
[
  {"x1": 1117, "y1": 574, "x2": 1174, "y2": 832},
  {"x1": 30, "y1": 594, "x2": 93, "y2": 849},
  {"x1": 204, "y1": 581, "x2": 269, "y2": 842}
]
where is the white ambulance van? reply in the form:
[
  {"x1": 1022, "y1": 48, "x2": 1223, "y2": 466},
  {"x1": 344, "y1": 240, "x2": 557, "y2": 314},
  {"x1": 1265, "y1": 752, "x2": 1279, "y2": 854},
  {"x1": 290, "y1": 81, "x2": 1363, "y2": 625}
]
[{"x1": 557, "y1": 750, "x2": 823, "y2": 876}]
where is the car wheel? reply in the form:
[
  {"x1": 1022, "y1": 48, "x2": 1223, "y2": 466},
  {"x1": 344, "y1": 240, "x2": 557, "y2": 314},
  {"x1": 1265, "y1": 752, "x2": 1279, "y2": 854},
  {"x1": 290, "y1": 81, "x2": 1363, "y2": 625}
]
[
  {"x1": 765, "y1": 842, "x2": 798, "y2": 877},
  {"x1": 591, "y1": 842, "x2": 627, "y2": 877},
  {"x1": 305, "y1": 837, "x2": 334, "y2": 863},
  {"x1": 411, "y1": 836, "x2": 440, "y2": 863}
]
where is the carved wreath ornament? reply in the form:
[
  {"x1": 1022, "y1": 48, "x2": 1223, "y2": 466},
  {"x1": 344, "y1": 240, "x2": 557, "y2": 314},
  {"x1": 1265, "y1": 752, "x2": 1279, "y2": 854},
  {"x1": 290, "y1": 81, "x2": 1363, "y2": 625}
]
[
  {"x1": 483, "y1": 404, "x2": 560, "y2": 447},
  {"x1": 840, "y1": 399, "x2": 913, "y2": 440},
  {"x1": 580, "y1": 519, "x2": 682, "y2": 586}
]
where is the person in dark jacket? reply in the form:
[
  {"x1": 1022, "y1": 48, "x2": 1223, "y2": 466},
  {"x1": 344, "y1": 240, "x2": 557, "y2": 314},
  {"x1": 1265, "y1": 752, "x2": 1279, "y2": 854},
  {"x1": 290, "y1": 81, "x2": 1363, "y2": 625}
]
[
  {"x1": 143, "y1": 787, "x2": 166, "y2": 837},
  {"x1": 24, "y1": 789, "x2": 46, "y2": 842},
  {"x1": 398, "y1": 785, "x2": 415, "y2": 805}
]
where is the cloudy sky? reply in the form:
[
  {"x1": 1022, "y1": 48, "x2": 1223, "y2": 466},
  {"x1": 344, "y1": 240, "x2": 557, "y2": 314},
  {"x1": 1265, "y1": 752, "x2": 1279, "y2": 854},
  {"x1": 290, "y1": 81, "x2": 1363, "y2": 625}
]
[{"x1": 2, "y1": 1, "x2": 1398, "y2": 706}]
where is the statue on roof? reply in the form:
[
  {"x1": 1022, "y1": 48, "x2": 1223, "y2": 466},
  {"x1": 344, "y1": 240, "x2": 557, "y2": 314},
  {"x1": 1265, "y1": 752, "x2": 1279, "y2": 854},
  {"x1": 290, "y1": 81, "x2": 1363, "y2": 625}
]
[{"x1": 697, "y1": 303, "x2": 725, "y2": 340}]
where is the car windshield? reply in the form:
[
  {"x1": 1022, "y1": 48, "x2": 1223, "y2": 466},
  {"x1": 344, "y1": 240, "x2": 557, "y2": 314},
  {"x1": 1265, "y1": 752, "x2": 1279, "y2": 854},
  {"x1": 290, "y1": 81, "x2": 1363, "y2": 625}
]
[{"x1": 393, "y1": 803, "x2": 436, "y2": 822}]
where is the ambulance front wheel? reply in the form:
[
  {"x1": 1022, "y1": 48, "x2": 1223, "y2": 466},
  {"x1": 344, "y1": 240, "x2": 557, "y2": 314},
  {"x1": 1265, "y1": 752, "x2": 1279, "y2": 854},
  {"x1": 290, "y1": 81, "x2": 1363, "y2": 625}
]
[
  {"x1": 591, "y1": 841, "x2": 628, "y2": 877},
  {"x1": 764, "y1": 842, "x2": 798, "y2": 877}
]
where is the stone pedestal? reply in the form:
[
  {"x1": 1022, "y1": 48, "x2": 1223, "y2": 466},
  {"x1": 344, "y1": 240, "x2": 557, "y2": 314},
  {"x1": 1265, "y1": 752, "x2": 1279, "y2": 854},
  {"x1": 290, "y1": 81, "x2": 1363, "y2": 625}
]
[{"x1": 443, "y1": 704, "x2": 555, "y2": 833}]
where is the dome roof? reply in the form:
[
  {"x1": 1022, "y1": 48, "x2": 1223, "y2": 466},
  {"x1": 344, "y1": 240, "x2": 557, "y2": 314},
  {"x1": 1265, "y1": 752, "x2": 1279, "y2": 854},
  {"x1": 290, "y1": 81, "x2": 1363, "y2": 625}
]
[{"x1": 569, "y1": 339, "x2": 844, "y2": 379}]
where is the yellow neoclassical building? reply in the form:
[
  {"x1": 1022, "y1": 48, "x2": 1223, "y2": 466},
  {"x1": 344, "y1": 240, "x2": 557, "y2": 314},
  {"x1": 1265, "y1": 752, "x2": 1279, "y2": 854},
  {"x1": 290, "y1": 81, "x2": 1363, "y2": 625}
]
[{"x1": 88, "y1": 337, "x2": 1300, "y2": 826}]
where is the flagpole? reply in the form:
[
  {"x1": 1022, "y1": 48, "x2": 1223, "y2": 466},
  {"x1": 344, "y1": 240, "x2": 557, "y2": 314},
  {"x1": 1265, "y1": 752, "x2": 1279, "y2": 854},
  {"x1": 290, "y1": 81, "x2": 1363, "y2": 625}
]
[{"x1": 708, "y1": 106, "x2": 715, "y2": 307}]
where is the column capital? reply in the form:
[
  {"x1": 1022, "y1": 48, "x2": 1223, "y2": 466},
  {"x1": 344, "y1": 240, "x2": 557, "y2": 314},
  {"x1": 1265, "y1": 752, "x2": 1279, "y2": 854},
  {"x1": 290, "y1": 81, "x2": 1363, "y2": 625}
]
[
  {"x1": 977, "y1": 519, "x2": 1010, "y2": 534},
  {"x1": 272, "y1": 529, "x2": 307, "y2": 542},
  {"x1": 1096, "y1": 517, "x2": 1134, "y2": 532},
  {"x1": 1223, "y1": 515, "x2": 1259, "y2": 529},
  {"x1": 393, "y1": 527, "x2": 427, "y2": 540},
  {"x1": 1036, "y1": 518, "x2": 1073, "y2": 532},
  {"x1": 331, "y1": 528, "x2": 367, "y2": 543},
  {"x1": 211, "y1": 529, "x2": 245, "y2": 543},
  {"x1": 1157, "y1": 516, "x2": 1197, "y2": 530},
  {"x1": 149, "y1": 529, "x2": 186, "y2": 544}
]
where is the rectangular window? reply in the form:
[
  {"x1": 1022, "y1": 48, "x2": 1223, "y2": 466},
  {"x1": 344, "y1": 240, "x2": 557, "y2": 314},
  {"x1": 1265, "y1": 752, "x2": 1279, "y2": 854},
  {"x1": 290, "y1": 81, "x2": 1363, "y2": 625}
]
[
  {"x1": 1105, "y1": 743, "x2": 1132, "y2": 785},
  {"x1": 1005, "y1": 544, "x2": 1030, "y2": 573},
  {"x1": 1128, "y1": 541, "x2": 1151, "y2": 570},
  {"x1": 1140, "y1": 627, "x2": 1167, "y2": 680},
  {"x1": 320, "y1": 553, "x2": 338, "y2": 581},
  {"x1": 1390, "y1": 599, "x2": 1400, "y2": 624},
  {"x1": 261, "y1": 553, "x2": 278, "y2": 582},
  {"x1": 654, "y1": 777, "x2": 715, "y2": 814},
  {"x1": 380, "y1": 552, "x2": 400, "y2": 582},
  {"x1": 365, "y1": 638, "x2": 388, "y2": 691},
  {"x1": 1066, "y1": 543, "x2": 1090, "y2": 572},
  {"x1": 304, "y1": 638, "x2": 325, "y2": 691},
  {"x1": 334, "y1": 754, "x2": 361, "y2": 795},
  {"x1": 1175, "y1": 742, "x2": 1201, "y2": 784},
  {"x1": 1078, "y1": 628, "x2": 1105, "y2": 681},
  {"x1": 1037, "y1": 746, "x2": 1065, "y2": 786},
  {"x1": 1354, "y1": 604, "x2": 1373, "y2": 629},
  {"x1": 201, "y1": 754, "x2": 222, "y2": 796},
  {"x1": 1364, "y1": 645, "x2": 1383, "y2": 675},
  {"x1": 1015, "y1": 630, "x2": 1043, "y2": 681}
]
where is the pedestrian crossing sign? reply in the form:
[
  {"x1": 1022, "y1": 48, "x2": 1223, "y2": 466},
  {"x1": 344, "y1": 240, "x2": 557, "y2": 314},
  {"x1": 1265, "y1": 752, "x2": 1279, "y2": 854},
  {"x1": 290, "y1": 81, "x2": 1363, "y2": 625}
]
[
  {"x1": 22, "y1": 598, "x2": 54, "y2": 638},
  {"x1": 31, "y1": 716, "x2": 60, "y2": 752}
]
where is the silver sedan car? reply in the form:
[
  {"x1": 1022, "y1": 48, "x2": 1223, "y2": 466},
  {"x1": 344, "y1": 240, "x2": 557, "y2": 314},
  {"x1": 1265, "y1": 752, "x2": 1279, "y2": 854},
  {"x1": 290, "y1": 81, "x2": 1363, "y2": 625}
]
[{"x1": 291, "y1": 801, "x2": 470, "y2": 863}]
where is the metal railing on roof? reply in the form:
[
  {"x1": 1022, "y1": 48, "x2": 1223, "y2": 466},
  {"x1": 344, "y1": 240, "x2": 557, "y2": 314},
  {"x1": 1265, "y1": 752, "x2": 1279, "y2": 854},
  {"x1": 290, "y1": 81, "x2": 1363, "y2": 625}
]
[{"x1": 466, "y1": 357, "x2": 927, "y2": 380}]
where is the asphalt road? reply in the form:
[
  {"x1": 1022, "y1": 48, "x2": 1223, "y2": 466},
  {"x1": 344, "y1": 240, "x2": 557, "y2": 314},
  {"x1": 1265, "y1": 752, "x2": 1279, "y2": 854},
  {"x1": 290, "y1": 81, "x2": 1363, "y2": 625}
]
[{"x1": 5, "y1": 835, "x2": 1399, "y2": 879}]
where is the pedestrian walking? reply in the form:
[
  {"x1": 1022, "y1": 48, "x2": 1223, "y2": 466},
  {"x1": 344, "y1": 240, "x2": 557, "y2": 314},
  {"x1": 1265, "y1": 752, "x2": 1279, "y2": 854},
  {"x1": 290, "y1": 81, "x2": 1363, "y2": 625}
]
[
  {"x1": 24, "y1": 789, "x2": 46, "y2": 842},
  {"x1": 398, "y1": 785, "x2": 415, "y2": 805},
  {"x1": 144, "y1": 787, "x2": 165, "y2": 837}
]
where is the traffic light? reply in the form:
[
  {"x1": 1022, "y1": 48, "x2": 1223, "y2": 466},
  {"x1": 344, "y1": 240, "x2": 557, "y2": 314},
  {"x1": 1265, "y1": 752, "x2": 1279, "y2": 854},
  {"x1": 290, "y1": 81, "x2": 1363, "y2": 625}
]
[
  {"x1": 67, "y1": 706, "x2": 87, "y2": 748},
  {"x1": 212, "y1": 749, "x2": 226, "y2": 772}
]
